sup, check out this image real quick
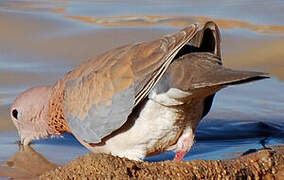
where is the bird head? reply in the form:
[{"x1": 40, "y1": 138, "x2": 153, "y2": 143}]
[{"x1": 10, "y1": 86, "x2": 52, "y2": 145}]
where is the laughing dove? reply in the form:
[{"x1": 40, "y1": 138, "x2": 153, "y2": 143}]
[{"x1": 10, "y1": 21, "x2": 268, "y2": 161}]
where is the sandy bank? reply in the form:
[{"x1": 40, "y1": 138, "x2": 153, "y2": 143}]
[
  {"x1": 65, "y1": 15, "x2": 284, "y2": 35},
  {"x1": 40, "y1": 146, "x2": 284, "y2": 179},
  {"x1": 223, "y1": 38, "x2": 284, "y2": 81}
]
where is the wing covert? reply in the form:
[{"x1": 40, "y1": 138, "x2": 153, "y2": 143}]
[{"x1": 62, "y1": 24, "x2": 198, "y2": 143}]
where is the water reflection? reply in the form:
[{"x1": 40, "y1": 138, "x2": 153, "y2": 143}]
[
  {"x1": 0, "y1": 145, "x2": 57, "y2": 179},
  {"x1": 2, "y1": 0, "x2": 284, "y2": 26},
  {"x1": 0, "y1": 132, "x2": 89, "y2": 179},
  {"x1": 64, "y1": 15, "x2": 284, "y2": 34}
]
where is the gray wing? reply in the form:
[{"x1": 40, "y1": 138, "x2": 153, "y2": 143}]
[{"x1": 62, "y1": 24, "x2": 198, "y2": 143}]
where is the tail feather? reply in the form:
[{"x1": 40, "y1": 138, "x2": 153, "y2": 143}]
[
  {"x1": 192, "y1": 67, "x2": 269, "y2": 89},
  {"x1": 167, "y1": 52, "x2": 269, "y2": 93}
]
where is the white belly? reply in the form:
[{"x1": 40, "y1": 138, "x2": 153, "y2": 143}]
[
  {"x1": 88, "y1": 80, "x2": 203, "y2": 160},
  {"x1": 94, "y1": 99, "x2": 186, "y2": 160}
]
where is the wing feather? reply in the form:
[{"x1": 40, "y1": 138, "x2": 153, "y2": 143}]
[{"x1": 62, "y1": 24, "x2": 199, "y2": 143}]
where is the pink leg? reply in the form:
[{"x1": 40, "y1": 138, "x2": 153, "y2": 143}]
[
  {"x1": 174, "y1": 128, "x2": 195, "y2": 161},
  {"x1": 174, "y1": 151, "x2": 187, "y2": 161}
]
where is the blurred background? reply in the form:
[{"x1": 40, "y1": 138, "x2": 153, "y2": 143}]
[{"x1": 0, "y1": 0, "x2": 284, "y2": 178}]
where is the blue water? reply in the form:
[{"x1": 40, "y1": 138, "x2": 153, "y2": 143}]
[{"x1": 1, "y1": 0, "x2": 283, "y2": 25}]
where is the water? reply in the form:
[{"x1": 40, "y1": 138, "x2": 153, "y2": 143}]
[
  {"x1": 0, "y1": 0, "x2": 283, "y2": 179},
  {"x1": 147, "y1": 78, "x2": 284, "y2": 161}
]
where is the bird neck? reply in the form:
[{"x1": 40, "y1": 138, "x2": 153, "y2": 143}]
[{"x1": 46, "y1": 81, "x2": 71, "y2": 136}]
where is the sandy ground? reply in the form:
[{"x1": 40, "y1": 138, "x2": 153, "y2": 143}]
[{"x1": 40, "y1": 146, "x2": 284, "y2": 179}]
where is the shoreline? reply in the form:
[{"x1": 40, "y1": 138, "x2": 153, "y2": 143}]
[{"x1": 40, "y1": 145, "x2": 284, "y2": 179}]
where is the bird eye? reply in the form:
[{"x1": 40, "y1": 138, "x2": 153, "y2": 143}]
[{"x1": 12, "y1": 109, "x2": 18, "y2": 119}]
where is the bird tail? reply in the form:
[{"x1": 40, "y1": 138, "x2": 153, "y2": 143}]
[
  {"x1": 168, "y1": 52, "x2": 269, "y2": 91},
  {"x1": 187, "y1": 22, "x2": 269, "y2": 87},
  {"x1": 192, "y1": 66, "x2": 269, "y2": 89}
]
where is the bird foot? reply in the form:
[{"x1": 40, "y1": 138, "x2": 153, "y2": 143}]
[{"x1": 173, "y1": 129, "x2": 194, "y2": 161}]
